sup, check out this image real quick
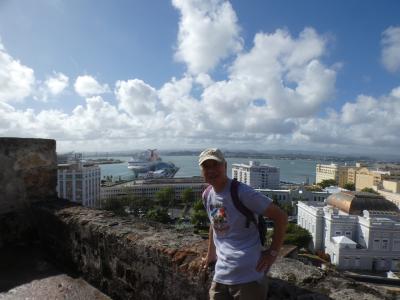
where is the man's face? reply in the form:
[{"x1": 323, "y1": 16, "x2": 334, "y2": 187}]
[{"x1": 200, "y1": 159, "x2": 227, "y2": 186}]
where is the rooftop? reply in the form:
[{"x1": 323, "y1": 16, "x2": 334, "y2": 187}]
[{"x1": 326, "y1": 191, "x2": 400, "y2": 215}]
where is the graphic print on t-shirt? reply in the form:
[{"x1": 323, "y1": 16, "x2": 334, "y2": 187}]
[{"x1": 210, "y1": 203, "x2": 230, "y2": 236}]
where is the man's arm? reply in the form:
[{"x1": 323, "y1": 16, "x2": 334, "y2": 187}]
[
  {"x1": 256, "y1": 203, "x2": 288, "y2": 272},
  {"x1": 202, "y1": 225, "x2": 217, "y2": 270}
]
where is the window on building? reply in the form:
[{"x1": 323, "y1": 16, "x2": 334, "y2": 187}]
[
  {"x1": 335, "y1": 231, "x2": 342, "y2": 236},
  {"x1": 345, "y1": 231, "x2": 352, "y2": 238},
  {"x1": 380, "y1": 259, "x2": 386, "y2": 268},
  {"x1": 344, "y1": 257, "x2": 350, "y2": 267},
  {"x1": 373, "y1": 239, "x2": 380, "y2": 250},
  {"x1": 393, "y1": 240, "x2": 400, "y2": 251},
  {"x1": 355, "y1": 258, "x2": 360, "y2": 267},
  {"x1": 382, "y1": 239, "x2": 389, "y2": 250}
]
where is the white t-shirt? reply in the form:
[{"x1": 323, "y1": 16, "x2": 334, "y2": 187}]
[{"x1": 204, "y1": 178, "x2": 272, "y2": 284}]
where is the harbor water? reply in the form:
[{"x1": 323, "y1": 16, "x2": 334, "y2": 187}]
[{"x1": 96, "y1": 155, "x2": 318, "y2": 184}]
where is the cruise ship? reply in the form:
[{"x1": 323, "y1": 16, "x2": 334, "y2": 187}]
[
  {"x1": 127, "y1": 149, "x2": 179, "y2": 178},
  {"x1": 127, "y1": 149, "x2": 160, "y2": 172}
]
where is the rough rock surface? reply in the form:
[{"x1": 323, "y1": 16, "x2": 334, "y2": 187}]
[
  {"x1": 33, "y1": 200, "x2": 396, "y2": 300},
  {"x1": 0, "y1": 274, "x2": 110, "y2": 300}
]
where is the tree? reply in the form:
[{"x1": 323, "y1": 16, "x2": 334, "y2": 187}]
[
  {"x1": 284, "y1": 223, "x2": 312, "y2": 249},
  {"x1": 361, "y1": 187, "x2": 379, "y2": 195},
  {"x1": 305, "y1": 185, "x2": 323, "y2": 192},
  {"x1": 343, "y1": 183, "x2": 355, "y2": 191},
  {"x1": 281, "y1": 203, "x2": 294, "y2": 216},
  {"x1": 127, "y1": 196, "x2": 152, "y2": 216},
  {"x1": 318, "y1": 179, "x2": 337, "y2": 189},
  {"x1": 182, "y1": 188, "x2": 195, "y2": 206},
  {"x1": 146, "y1": 208, "x2": 171, "y2": 224},
  {"x1": 181, "y1": 188, "x2": 196, "y2": 217},
  {"x1": 271, "y1": 195, "x2": 293, "y2": 216},
  {"x1": 155, "y1": 187, "x2": 176, "y2": 208},
  {"x1": 190, "y1": 199, "x2": 209, "y2": 229},
  {"x1": 102, "y1": 198, "x2": 128, "y2": 216}
]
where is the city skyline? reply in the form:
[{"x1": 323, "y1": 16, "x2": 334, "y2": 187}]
[{"x1": 0, "y1": 0, "x2": 400, "y2": 155}]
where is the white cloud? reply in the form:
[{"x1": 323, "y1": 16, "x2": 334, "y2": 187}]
[
  {"x1": 297, "y1": 86, "x2": 400, "y2": 150},
  {"x1": 381, "y1": 26, "x2": 400, "y2": 73},
  {"x1": 36, "y1": 71, "x2": 69, "y2": 102},
  {"x1": 115, "y1": 79, "x2": 160, "y2": 116},
  {"x1": 172, "y1": 0, "x2": 242, "y2": 74},
  {"x1": 0, "y1": 42, "x2": 35, "y2": 103},
  {"x1": 227, "y1": 28, "x2": 336, "y2": 119},
  {"x1": 45, "y1": 72, "x2": 69, "y2": 95},
  {"x1": 74, "y1": 75, "x2": 110, "y2": 97},
  {"x1": 2, "y1": 83, "x2": 400, "y2": 153}
]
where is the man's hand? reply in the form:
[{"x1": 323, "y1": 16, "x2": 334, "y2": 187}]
[
  {"x1": 201, "y1": 252, "x2": 217, "y2": 271},
  {"x1": 256, "y1": 250, "x2": 277, "y2": 273}
]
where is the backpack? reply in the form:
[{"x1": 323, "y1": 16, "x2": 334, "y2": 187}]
[{"x1": 202, "y1": 178, "x2": 267, "y2": 246}]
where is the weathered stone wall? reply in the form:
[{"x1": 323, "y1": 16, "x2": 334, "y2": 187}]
[
  {"x1": 33, "y1": 200, "x2": 395, "y2": 300},
  {"x1": 0, "y1": 137, "x2": 56, "y2": 247}
]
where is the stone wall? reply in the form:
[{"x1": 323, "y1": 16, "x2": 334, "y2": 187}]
[
  {"x1": 33, "y1": 200, "x2": 394, "y2": 300},
  {"x1": 0, "y1": 137, "x2": 56, "y2": 247}
]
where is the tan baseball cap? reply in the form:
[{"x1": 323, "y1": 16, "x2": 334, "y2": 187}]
[{"x1": 198, "y1": 148, "x2": 226, "y2": 166}]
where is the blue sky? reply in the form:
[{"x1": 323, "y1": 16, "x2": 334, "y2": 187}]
[{"x1": 0, "y1": 0, "x2": 399, "y2": 155}]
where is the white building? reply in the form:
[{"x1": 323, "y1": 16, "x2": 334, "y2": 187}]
[
  {"x1": 57, "y1": 162, "x2": 101, "y2": 208},
  {"x1": 297, "y1": 192, "x2": 400, "y2": 271},
  {"x1": 232, "y1": 161, "x2": 280, "y2": 189},
  {"x1": 101, "y1": 177, "x2": 207, "y2": 203}
]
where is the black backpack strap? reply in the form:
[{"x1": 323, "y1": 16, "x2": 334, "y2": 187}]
[{"x1": 230, "y1": 178, "x2": 258, "y2": 228}]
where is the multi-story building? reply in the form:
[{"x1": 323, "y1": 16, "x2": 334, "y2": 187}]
[
  {"x1": 232, "y1": 161, "x2": 280, "y2": 189},
  {"x1": 354, "y1": 164, "x2": 400, "y2": 192},
  {"x1": 347, "y1": 162, "x2": 369, "y2": 184},
  {"x1": 101, "y1": 177, "x2": 207, "y2": 203},
  {"x1": 57, "y1": 162, "x2": 101, "y2": 208},
  {"x1": 297, "y1": 191, "x2": 400, "y2": 271},
  {"x1": 375, "y1": 180, "x2": 400, "y2": 208},
  {"x1": 315, "y1": 163, "x2": 350, "y2": 187}
]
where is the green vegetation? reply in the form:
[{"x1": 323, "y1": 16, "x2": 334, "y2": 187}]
[
  {"x1": 102, "y1": 198, "x2": 128, "y2": 216},
  {"x1": 318, "y1": 179, "x2": 337, "y2": 189},
  {"x1": 146, "y1": 208, "x2": 171, "y2": 223},
  {"x1": 272, "y1": 195, "x2": 294, "y2": 216},
  {"x1": 343, "y1": 182, "x2": 355, "y2": 191},
  {"x1": 305, "y1": 185, "x2": 323, "y2": 192},
  {"x1": 190, "y1": 199, "x2": 209, "y2": 229},
  {"x1": 155, "y1": 187, "x2": 176, "y2": 208},
  {"x1": 284, "y1": 223, "x2": 312, "y2": 249},
  {"x1": 128, "y1": 196, "x2": 152, "y2": 216},
  {"x1": 182, "y1": 188, "x2": 195, "y2": 206},
  {"x1": 361, "y1": 187, "x2": 379, "y2": 195}
]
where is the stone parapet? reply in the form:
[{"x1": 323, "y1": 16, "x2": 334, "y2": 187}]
[{"x1": 33, "y1": 200, "x2": 393, "y2": 300}]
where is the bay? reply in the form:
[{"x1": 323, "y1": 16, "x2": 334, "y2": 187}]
[{"x1": 95, "y1": 155, "x2": 317, "y2": 184}]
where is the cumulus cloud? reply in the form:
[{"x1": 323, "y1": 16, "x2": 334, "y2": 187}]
[
  {"x1": 381, "y1": 26, "x2": 400, "y2": 73},
  {"x1": 36, "y1": 71, "x2": 69, "y2": 101},
  {"x1": 74, "y1": 75, "x2": 110, "y2": 97},
  {"x1": 297, "y1": 86, "x2": 400, "y2": 150},
  {"x1": 115, "y1": 79, "x2": 160, "y2": 116},
  {"x1": 226, "y1": 28, "x2": 336, "y2": 119},
  {"x1": 45, "y1": 72, "x2": 69, "y2": 95},
  {"x1": 172, "y1": 0, "x2": 242, "y2": 74},
  {"x1": 0, "y1": 42, "x2": 35, "y2": 102}
]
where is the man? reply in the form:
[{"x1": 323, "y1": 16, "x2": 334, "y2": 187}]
[{"x1": 199, "y1": 148, "x2": 288, "y2": 300}]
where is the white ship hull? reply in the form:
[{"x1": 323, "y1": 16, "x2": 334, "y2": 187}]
[{"x1": 127, "y1": 161, "x2": 155, "y2": 172}]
